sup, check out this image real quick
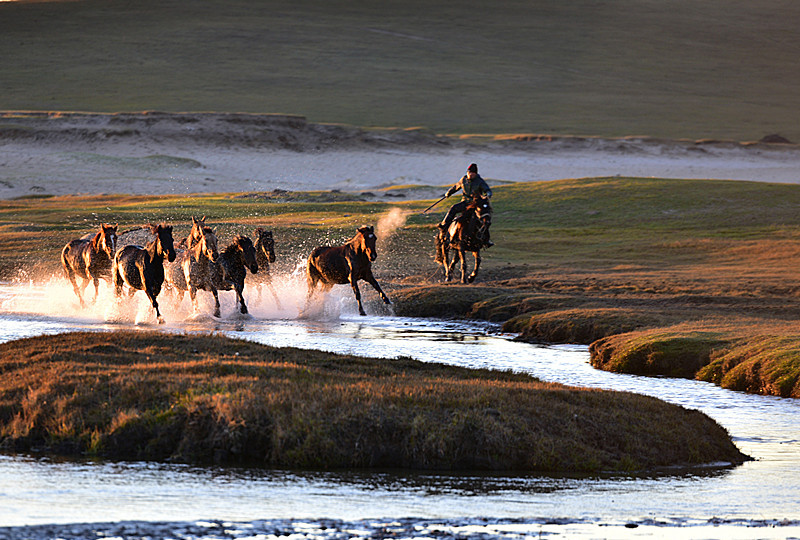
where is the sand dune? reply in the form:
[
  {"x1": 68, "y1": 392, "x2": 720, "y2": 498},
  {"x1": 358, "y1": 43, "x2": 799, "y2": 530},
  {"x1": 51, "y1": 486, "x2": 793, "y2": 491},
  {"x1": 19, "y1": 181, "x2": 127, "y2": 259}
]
[{"x1": 1, "y1": 111, "x2": 799, "y2": 199}]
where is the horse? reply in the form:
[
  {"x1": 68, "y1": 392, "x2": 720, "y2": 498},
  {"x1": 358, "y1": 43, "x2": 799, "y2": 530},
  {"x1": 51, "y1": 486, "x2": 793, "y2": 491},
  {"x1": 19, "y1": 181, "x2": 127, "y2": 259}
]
[
  {"x1": 435, "y1": 196, "x2": 492, "y2": 283},
  {"x1": 210, "y1": 235, "x2": 259, "y2": 314},
  {"x1": 166, "y1": 220, "x2": 221, "y2": 317},
  {"x1": 252, "y1": 227, "x2": 281, "y2": 308},
  {"x1": 305, "y1": 225, "x2": 391, "y2": 316},
  {"x1": 61, "y1": 223, "x2": 118, "y2": 306},
  {"x1": 112, "y1": 223, "x2": 176, "y2": 324}
]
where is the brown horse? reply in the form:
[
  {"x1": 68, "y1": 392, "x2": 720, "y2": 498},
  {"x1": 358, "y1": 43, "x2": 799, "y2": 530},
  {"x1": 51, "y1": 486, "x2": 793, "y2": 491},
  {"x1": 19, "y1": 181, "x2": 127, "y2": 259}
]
[
  {"x1": 166, "y1": 220, "x2": 221, "y2": 316},
  {"x1": 305, "y1": 225, "x2": 391, "y2": 316},
  {"x1": 112, "y1": 223, "x2": 176, "y2": 324},
  {"x1": 435, "y1": 196, "x2": 492, "y2": 283},
  {"x1": 252, "y1": 227, "x2": 281, "y2": 308},
  {"x1": 61, "y1": 223, "x2": 119, "y2": 306},
  {"x1": 211, "y1": 235, "x2": 259, "y2": 314}
]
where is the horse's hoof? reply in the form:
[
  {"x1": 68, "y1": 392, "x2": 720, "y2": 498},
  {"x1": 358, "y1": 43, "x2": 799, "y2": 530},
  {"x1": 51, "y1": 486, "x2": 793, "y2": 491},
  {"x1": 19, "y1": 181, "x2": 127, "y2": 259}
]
[{"x1": 157, "y1": 317, "x2": 165, "y2": 325}]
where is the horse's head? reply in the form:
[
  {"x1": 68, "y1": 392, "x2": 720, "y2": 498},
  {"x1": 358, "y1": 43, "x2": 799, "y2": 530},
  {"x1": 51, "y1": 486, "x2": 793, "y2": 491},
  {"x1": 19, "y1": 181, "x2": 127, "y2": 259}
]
[
  {"x1": 255, "y1": 227, "x2": 276, "y2": 263},
  {"x1": 96, "y1": 223, "x2": 118, "y2": 258},
  {"x1": 474, "y1": 196, "x2": 492, "y2": 227},
  {"x1": 151, "y1": 223, "x2": 176, "y2": 262},
  {"x1": 356, "y1": 225, "x2": 378, "y2": 262},
  {"x1": 197, "y1": 226, "x2": 219, "y2": 263},
  {"x1": 236, "y1": 235, "x2": 259, "y2": 274},
  {"x1": 188, "y1": 215, "x2": 208, "y2": 246}
]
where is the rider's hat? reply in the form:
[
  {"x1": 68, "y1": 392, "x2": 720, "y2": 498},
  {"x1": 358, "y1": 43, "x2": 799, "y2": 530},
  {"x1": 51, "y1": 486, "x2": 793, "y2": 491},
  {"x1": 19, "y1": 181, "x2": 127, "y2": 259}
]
[{"x1": 467, "y1": 163, "x2": 478, "y2": 173}]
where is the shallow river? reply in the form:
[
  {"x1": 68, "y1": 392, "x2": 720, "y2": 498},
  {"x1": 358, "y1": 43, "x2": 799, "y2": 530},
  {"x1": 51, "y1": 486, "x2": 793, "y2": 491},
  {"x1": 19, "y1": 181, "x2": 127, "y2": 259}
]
[{"x1": 0, "y1": 281, "x2": 798, "y2": 539}]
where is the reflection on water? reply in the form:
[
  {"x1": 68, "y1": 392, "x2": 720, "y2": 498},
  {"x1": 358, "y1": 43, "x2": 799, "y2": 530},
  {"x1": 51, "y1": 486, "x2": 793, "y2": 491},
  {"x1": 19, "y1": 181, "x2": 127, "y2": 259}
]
[{"x1": 0, "y1": 281, "x2": 799, "y2": 537}]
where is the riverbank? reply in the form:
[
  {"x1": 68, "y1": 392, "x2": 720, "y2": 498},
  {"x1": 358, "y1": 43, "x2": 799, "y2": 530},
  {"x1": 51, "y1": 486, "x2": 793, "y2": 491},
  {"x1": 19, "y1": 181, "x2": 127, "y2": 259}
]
[
  {"x1": 0, "y1": 331, "x2": 747, "y2": 471},
  {"x1": 1, "y1": 173, "x2": 800, "y2": 398}
]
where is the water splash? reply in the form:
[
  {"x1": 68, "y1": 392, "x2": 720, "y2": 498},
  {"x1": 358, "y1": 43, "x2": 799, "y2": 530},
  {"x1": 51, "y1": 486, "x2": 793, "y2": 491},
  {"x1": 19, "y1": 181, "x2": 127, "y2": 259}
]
[{"x1": 376, "y1": 207, "x2": 411, "y2": 243}]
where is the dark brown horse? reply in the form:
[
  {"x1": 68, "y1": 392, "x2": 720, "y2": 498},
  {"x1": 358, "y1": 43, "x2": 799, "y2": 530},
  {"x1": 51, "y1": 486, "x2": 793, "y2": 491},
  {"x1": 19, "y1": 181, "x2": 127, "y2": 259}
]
[
  {"x1": 112, "y1": 223, "x2": 176, "y2": 324},
  {"x1": 305, "y1": 225, "x2": 391, "y2": 316},
  {"x1": 166, "y1": 220, "x2": 221, "y2": 317},
  {"x1": 435, "y1": 196, "x2": 492, "y2": 283},
  {"x1": 252, "y1": 227, "x2": 281, "y2": 308},
  {"x1": 211, "y1": 235, "x2": 259, "y2": 314},
  {"x1": 61, "y1": 223, "x2": 119, "y2": 306}
]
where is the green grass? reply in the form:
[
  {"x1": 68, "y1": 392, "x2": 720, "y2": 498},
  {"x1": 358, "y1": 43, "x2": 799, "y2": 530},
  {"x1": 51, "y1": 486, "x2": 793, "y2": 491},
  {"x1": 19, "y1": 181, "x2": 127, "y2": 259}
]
[
  {"x1": 1, "y1": 0, "x2": 799, "y2": 141},
  {"x1": 3, "y1": 177, "x2": 800, "y2": 397}
]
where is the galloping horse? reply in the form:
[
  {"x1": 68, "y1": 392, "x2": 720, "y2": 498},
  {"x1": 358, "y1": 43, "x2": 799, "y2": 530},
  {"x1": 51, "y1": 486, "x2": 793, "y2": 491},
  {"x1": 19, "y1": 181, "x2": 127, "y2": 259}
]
[
  {"x1": 305, "y1": 225, "x2": 391, "y2": 316},
  {"x1": 252, "y1": 227, "x2": 281, "y2": 308},
  {"x1": 211, "y1": 235, "x2": 259, "y2": 315},
  {"x1": 61, "y1": 223, "x2": 118, "y2": 306},
  {"x1": 167, "y1": 220, "x2": 221, "y2": 317},
  {"x1": 112, "y1": 223, "x2": 176, "y2": 324},
  {"x1": 435, "y1": 196, "x2": 492, "y2": 283}
]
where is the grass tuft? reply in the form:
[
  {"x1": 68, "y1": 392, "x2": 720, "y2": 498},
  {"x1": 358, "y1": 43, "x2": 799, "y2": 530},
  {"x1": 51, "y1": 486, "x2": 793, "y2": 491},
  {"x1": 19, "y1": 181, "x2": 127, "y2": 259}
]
[{"x1": 0, "y1": 331, "x2": 748, "y2": 471}]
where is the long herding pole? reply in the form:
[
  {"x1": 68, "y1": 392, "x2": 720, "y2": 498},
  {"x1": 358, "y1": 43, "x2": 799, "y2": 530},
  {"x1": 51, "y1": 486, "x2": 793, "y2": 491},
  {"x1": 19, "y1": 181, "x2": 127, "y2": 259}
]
[{"x1": 421, "y1": 195, "x2": 447, "y2": 214}]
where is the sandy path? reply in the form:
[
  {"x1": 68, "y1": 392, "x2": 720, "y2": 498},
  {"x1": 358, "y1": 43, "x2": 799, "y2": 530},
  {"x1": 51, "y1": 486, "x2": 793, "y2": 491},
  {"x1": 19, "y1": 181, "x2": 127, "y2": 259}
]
[{"x1": 1, "y1": 112, "x2": 799, "y2": 198}]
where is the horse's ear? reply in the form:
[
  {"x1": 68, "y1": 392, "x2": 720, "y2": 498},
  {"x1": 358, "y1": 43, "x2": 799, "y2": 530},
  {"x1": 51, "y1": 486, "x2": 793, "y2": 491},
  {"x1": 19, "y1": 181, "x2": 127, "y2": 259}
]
[{"x1": 255, "y1": 227, "x2": 263, "y2": 235}]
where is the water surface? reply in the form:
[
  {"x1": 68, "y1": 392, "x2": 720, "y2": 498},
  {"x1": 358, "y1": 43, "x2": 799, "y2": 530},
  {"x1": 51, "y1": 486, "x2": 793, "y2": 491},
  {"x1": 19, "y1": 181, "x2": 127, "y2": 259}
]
[{"x1": 0, "y1": 281, "x2": 798, "y2": 538}]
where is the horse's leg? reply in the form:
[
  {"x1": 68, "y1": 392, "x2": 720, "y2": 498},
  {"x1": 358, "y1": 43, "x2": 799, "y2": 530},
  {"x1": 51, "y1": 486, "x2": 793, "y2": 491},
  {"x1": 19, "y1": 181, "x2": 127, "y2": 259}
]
[
  {"x1": 349, "y1": 277, "x2": 367, "y2": 316},
  {"x1": 212, "y1": 288, "x2": 221, "y2": 318},
  {"x1": 150, "y1": 294, "x2": 164, "y2": 324},
  {"x1": 66, "y1": 268, "x2": 86, "y2": 307},
  {"x1": 467, "y1": 250, "x2": 482, "y2": 283},
  {"x1": 236, "y1": 282, "x2": 248, "y2": 314},
  {"x1": 446, "y1": 250, "x2": 458, "y2": 282},
  {"x1": 364, "y1": 270, "x2": 391, "y2": 305},
  {"x1": 112, "y1": 265, "x2": 123, "y2": 298},
  {"x1": 304, "y1": 267, "x2": 320, "y2": 313},
  {"x1": 91, "y1": 276, "x2": 101, "y2": 303},
  {"x1": 458, "y1": 249, "x2": 469, "y2": 284},
  {"x1": 267, "y1": 276, "x2": 282, "y2": 309}
]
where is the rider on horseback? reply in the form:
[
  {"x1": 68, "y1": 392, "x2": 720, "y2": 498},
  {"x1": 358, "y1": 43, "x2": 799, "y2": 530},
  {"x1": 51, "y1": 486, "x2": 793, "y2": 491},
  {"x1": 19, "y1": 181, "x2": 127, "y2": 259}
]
[{"x1": 438, "y1": 163, "x2": 493, "y2": 247}]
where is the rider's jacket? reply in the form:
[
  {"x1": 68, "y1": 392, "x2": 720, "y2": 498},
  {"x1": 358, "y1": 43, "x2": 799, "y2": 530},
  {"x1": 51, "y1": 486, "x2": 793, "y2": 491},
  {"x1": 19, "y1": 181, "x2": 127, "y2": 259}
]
[{"x1": 445, "y1": 173, "x2": 493, "y2": 201}]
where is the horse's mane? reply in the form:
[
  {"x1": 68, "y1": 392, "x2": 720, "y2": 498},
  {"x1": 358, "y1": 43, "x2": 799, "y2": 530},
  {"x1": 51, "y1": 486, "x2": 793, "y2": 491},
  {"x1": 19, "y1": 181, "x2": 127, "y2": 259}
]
[
  {"x1": 90, "y1": 230, "x2": 104, "y2": 250},
  {"x1": 223, "y1": 236, "x2": 247, "y2": 256}
]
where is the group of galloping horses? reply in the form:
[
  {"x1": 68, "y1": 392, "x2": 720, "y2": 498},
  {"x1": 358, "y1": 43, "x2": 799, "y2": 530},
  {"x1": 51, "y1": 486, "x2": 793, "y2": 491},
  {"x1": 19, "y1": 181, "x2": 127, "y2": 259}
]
[{"x1": 59, "y1": 196, "x2": 491, "y2": 323}]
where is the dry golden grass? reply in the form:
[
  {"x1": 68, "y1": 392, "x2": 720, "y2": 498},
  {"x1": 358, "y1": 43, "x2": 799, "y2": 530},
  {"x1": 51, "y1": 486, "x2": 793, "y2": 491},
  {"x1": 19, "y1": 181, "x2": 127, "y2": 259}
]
[{"x1": 0, "y1": 331, "x2": 747, "y2": 471}]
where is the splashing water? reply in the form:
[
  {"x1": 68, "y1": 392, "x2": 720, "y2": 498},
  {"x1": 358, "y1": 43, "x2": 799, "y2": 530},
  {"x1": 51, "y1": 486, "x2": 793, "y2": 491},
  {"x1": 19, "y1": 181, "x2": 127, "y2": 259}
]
[{"x1": 376, "y1": 207, "x2": 411, "y2": 243}]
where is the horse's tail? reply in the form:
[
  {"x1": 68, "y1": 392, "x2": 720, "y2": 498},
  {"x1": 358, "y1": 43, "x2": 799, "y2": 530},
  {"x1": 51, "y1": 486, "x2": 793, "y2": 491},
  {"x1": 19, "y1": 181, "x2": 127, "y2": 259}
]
[
  {"x1": 434, "y1": 228, "x2": 446, "y2": 265},
  {"x1": 60, "y1": 243, "x2": 74, "y2": 279}
]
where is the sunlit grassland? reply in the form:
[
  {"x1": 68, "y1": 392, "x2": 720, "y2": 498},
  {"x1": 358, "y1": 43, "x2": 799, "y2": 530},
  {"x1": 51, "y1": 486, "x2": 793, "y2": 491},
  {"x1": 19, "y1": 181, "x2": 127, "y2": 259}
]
[
  {"x1": 2, "y1": 177, "x2": 800, "y2": 397},
  {"x1": 1, "y1": 0, "x2": 799, "y2": 141},
  {"x1": 0, "y1": 331, "x2": 748, "y2": 471}
]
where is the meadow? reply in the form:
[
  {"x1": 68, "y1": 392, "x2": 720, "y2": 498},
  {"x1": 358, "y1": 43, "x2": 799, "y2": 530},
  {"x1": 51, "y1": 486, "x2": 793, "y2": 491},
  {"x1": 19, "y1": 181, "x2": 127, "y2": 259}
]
[{"x1": 2, "y1": 176, "x2": 799, "y2": 398}]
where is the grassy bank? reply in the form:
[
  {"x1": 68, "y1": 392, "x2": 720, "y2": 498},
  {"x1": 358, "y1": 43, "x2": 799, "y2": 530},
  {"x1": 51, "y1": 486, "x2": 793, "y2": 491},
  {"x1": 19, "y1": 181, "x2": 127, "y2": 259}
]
[
  {"x1": 2, "y1": 177, "x2": 800, "y2": 398},
  {"x1": 1, "y1": 0, "x2": 799, "y2": 141},
  {"x1": 0, "y1": 331, "x2": 747, "y2": 471}
]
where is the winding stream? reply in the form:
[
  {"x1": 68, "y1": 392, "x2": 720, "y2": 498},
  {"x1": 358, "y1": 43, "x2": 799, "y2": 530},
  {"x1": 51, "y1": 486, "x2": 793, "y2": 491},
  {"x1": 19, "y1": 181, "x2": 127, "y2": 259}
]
[{"x1": 0, "y1": 280, "x2": 798, "y2": 539}]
